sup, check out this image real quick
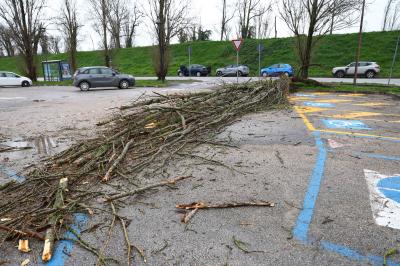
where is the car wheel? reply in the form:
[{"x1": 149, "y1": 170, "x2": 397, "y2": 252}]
[
  {"x1": 119, "y1": 80, "x2": 129, "y2": 89},
  {"x1": 237, "y1": 71, "x2": 243, "y2": 77},
  {"x1": 79, "y1": 81, "x2": 90, "y2": 91},
  {"x1": 21, "y1": 81, "x2": 30, "y2": 87},
  {"x1": 196, "y1": 72, "x2": 201, "y2": 77},
  {"x1": 365, "y1": 70, "x2": 376, "y2": 79},
  {"x1": 284, "y1": 72, "x2": 289, "y2": 77},
  {"x1": 216, "y1": 71, "x2": 222, "y2": 76},
  {"x1": 178, "y1": 71, "x2": 184, "y2": 77},
  {"x1": 334, "y1": 71, "x2": 345, "y2": 78},
  {"x1": 262, "y1": 72, "x2": 268, "y2": 77}
]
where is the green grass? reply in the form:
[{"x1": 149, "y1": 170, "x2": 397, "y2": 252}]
[
  {"x1": 1, "y1": 31, "x2": 400, "y2": 78},
  {"x1": 292, "y1": 81, "x2": 400, "y2": 96},
  {"x1": 34, "y1": 80, "x2": 73, "y2": 86}
]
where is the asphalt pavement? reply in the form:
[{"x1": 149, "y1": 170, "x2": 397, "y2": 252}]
[{"x1": 0, "y1": 84, "x2": 399, "y2": 265}]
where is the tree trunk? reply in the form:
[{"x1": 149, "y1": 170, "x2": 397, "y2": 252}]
[
  {"x1": 101, "y1": 0, "x2": 110, "y2": 67},
  {"x1": 300, "y1": 0, "x2": 318, "y2": 80},
  {"x1": 220, "y1": 0, "x2": 226, "y2": 41},
  {"x1": 158, "y1": 0, "x2": 167, "y2": 82}
]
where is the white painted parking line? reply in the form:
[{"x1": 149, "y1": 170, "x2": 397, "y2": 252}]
[{"x1": 364, "y1": 169, "x2": 400, "y2": 230}]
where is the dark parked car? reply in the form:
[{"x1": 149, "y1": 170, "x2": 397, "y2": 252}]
[
  {"x1": 73, "y1": 66, "x2": 135, "y2": 91},
  {"x1": 177, "y1": 65, "x2": 210, "y2": 77}
]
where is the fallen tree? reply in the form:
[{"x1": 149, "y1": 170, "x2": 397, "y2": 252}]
[{"x1": 0, "y1": 78, "x2": 289, "y2": 260}]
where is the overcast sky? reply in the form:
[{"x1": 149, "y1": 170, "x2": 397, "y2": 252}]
[{"x1": 46, "y1": 0, "x2": 386, "y2": 51}]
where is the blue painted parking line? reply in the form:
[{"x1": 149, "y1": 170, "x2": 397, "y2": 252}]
[
  {"x1": 295, "y1": 93, "x2": 317, "y2": 98},
  {"x1": 293, "y1": 131, "x2": 327, "y2": 243},
  {"x1": 0, "y1": 164, "x2": 25, "y2": 183},
  {"x1": 0, "y1": 165, "x2": 88, "y2": 265},
  {"x1": 318, "y1": 130, "x2": 400, "y2": 143},
  {"x1": 322, "y1": 119, "x2": 372, "y2": 130},
  {"x1": 292, "y1": 132, "x2": 399, "y2": 265},
  {"x1": 356, "y1": 153, "x2": 400, "y2": 161},
  {"x1": 303, "y1": 102, "x2": 335, "y2": 108},
  {"x1": 40, "y1": 214, "x2": 88, "y2": 266},
  {"x1": 378, "y1": 177, "x2": 400, "y2": 204}
]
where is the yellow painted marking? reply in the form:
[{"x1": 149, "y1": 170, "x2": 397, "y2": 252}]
[
  {"x1": 339, "y1": 94, "x2": 365, "y2": 97},
  {"x1": 318, "y1": 129, "x2": 400, "y2": 141},
  {"x1": 311, "y1": 92, "x2": 331, "y2": 95},
  {"x1": 296, "y1": 106, "x2": 328, "y2": 113},
  {"x1": 331, "y1": 112, "x2": 382, "y2": 119},
  {"x1": 289, "y1": 96, "x2": 315, "y2": 101},
  {"x1": 308, "y1": 114, "x2": 400, "y2": 123},
  {"x1": 313, "y1": 99, "x2": 352, "y2": 103},
  {"x1": 294, "y1": 103, "x2": 400, "y2": 141},
  {"x1": 294, "y1": 106, "x2": 316, "y2": 131},
  {"x1": 355, "y1": 102, "x2": 391, "y2": 107}
]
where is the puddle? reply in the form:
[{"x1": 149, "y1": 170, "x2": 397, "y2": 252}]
[{"x1": 0, "y1": 136, "x2": 70, "y2": 156}]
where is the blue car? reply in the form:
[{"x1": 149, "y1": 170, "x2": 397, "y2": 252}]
[{"x1": 261, "y1": 64, "x2": 294, "y2": 77}]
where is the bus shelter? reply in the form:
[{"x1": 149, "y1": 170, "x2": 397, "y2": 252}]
[{"x1": 42, "y1": 60, "x2": 72, "y2": 82}]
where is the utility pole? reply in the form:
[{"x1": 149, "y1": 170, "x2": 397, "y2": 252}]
[
  {"x1": 274, "y1": 17, "x2": 277, "y2": 38},
  {"x1": 388, "y1": 33, "x2": 400, "y2": 85},
  {"x1": 353, "y1": 0, "x2": 366, "y2": 86}
]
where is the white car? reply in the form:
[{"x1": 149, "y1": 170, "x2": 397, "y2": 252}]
[
  {"x1": 332, "y1": 62, "x2": 380, "y2": 79},
  {"x1": 0, "y1": 71, "x2": 32, "y2": 87}
]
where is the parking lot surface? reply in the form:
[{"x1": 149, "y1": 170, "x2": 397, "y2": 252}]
[{"x1": 0, "y1": 84, "x2": 399, "y2": 265}]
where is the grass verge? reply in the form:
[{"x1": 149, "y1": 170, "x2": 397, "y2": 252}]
[{"x1": 292, "y1": 81, "x2": 400, "y2": 97}]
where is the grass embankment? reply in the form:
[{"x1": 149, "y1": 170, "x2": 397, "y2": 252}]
[
  {"x1": 1, "y1": 31, "x2": 400, "y2": 78},
  {"x1": 292, "y1": 80, "x2": 400, "y2": 97}
]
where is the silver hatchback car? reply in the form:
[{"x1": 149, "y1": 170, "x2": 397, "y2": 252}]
[
  {"x1": 216, "y1": 64, "x2": 250, "y2": 77},
  {"x1": 332, "y1": 62, "x2": 380, "y2": 78},
  {"x1": 73, "y1": 66, "x2": 135, "y2": 91}
]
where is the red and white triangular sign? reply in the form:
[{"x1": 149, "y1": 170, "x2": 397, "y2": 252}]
[{"x1": 232, "y1": 39, "x2": 243, "y2": 51}]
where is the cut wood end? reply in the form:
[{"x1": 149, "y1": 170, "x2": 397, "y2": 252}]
[
  {"x1": 42, "y1": 239, "x2": 52, "y2": 262},
  {"x1": 102, "y1": 176, "x2": 110, "y2": 182},
  {"x1": 18, "y1": 239, "x2": 31, "y2": 253},
  {"x1": 21, "y1": 259, "x2": 30, "y2": 266}
]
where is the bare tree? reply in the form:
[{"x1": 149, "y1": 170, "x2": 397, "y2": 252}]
[
  {"x1": 388, "y1": 2, "x2": 400, "y2": 30},
  {"x1": 0, "y1": 0, "x2": 46, "y2": 80},
  {"x1": 148, "y1": 0, "x2": 188, "y2": 82},
  {"x1": 58, "y1": 0, "x2": 80, "y2": 71},
  {"x1": 89, "y1": 0, "x2": 111, "y2": 66},
  {"x1": 107, "y1": 0, "x2": 127, "y2": 49},
  {"x1": 254, "y1": 3, "x2": 272, "y2": 39},
  {"x1": 383, "y1": 0, "x2": 397, "y2": 31},
  {"x1": 280, "y1": 0, "x2": 361, "y2": 79},
  {"x1": 237, "y1": 0, "x2": 270, "y2": 39},
  {"x1": 48, "y1": 35, "x2": 62, "y2": 54},
  {"x1": 0, "y1": 24, "x2": 14, "y2": 56},
  {"x1": 123, "y1": 2, "x2": 143, "y2": 48},
  {"x1": 220, "y1": 0, "x2": 236, "y2": 41}
]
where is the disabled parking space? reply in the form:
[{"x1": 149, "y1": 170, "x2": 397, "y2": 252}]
[{"x1": 291, "y1": 92, "x2": 400, "y2": 265}]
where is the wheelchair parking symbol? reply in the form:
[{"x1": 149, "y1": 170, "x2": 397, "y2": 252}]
[
  {"x1": 322, "y1": 119, "x2": 371, "y2": 130},
  {"x1": 364, "y1": 170, "x2": 400, "y2": 230}
]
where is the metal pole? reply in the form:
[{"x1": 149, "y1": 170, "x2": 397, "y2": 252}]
[
  {"x1": 353, "y1": 0, "x2": 366, "y2": 86},
  {"x1": 258, "y1": 45, "x2": 261, "y2": 81},
  {"x1": 189, "y1": 46, "x2": 191, "y2": 80},
  {"x1": 237, "y1": 50, "x2": 239, "y2": 84},
  {"x1": 388, "y1": 34, "x2": 400, "y2": 85}
]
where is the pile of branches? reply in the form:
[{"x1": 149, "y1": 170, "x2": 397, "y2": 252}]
[{"x1": 0, "y1": 79, "x2": 289, "y2": 257}]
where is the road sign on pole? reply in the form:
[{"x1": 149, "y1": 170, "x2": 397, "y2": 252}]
[
  {"x1": 232, "y1": 39, "x2": 244, "y2": 83},
  {"x1": 188, "y1": 46, "x2": 192, "y2": 79},
  {"x1": 257, "y1": 44, "x2": 264, "y2": 80},
  {"x1": 232, "y1": 39, "x2": 243, "y2": 52}
]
